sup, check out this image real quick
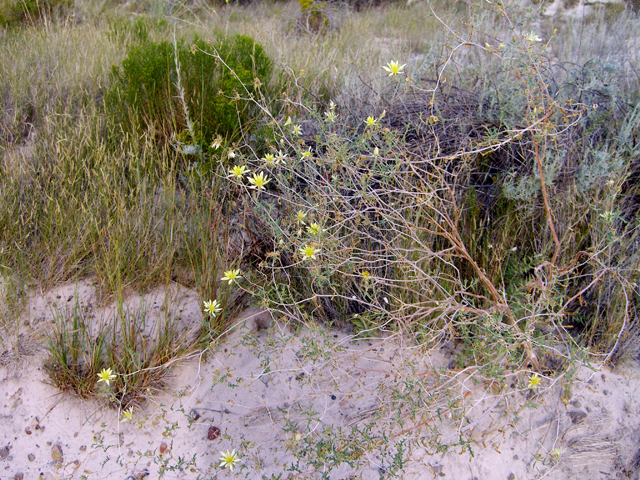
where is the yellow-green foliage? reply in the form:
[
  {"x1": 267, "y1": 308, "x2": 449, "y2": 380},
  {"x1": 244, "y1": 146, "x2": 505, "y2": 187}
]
[
  {"x1": 0, "y1": 0, "x2": 71, "y2": 27},
  {"x1": 107, "y1": 34, "x2": 273, "y2": 148}
]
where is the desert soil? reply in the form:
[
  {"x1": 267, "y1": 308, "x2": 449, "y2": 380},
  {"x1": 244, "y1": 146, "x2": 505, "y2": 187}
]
[{"x1": 1, "y1": 280, "x2": 640, "y2": 479}]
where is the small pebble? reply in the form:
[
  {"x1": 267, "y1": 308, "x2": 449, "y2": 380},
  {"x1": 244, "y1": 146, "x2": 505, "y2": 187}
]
[
  {"x1": 159, "y1": 443, "x2": 168, "y2": 454},
  {"x1": 14, "y1": 473, "x2": 24, "y2": 480},
  {"x1": 0, "y1": 446, "x2": 10, "y2": 460},
  {"x1": 411, "y1": 447, "x2": 426, "y2": 461},
  {"x1": 51, "y1": 444, "x2": 63, "y2": 463},
  {"x1": 568, "y1": 410, "x2": 587, "y2": 425},
  {"x1": 207, "y1": 426, "x2": 221, "y2": 441},
  {"x1": 28, "y1": 454, "x2": 35, "y2": 461}
]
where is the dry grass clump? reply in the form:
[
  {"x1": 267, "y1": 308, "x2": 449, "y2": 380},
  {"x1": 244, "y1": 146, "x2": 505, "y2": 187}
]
[{"x1": 44, "y1": 298, "x2": 200, "y2": 408}]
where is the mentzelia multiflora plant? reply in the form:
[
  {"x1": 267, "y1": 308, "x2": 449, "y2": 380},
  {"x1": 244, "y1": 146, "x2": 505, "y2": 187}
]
[{"x1": 216, "y1": 3, "x2": 636, "y2": 371}]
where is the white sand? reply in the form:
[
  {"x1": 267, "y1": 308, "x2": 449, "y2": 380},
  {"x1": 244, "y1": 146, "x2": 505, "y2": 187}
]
[{"x1": 1, "y1": 281, "x2": 640, "y2": 479}]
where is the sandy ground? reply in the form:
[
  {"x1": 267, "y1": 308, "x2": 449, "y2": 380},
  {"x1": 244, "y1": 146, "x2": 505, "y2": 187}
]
[{"x1": 1, "y1": 281, "x2": 640, "y2": 480}]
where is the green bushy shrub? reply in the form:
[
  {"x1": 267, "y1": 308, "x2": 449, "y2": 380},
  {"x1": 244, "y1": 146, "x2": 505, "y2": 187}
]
[
  {"x1": 0, "y1": 0, "x2": 71, "y2": 27},
  {"x1": 106, "y1": 34, "x2": 272, "y2": 149}
]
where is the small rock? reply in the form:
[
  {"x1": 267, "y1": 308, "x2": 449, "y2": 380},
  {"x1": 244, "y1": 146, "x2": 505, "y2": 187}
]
[
  {"x1": 28, "y1": 453, "x2": 35, "y2": 461},
  {"x1": 79, "y1": 445, "x2": 86, "y2": 452},
  {"x1": 14, "y1": 472, "x2": 24, "y2": 480},
  {"x1": 0, "y1": 446, "x2": 10, "y2": 459},
  {"x1": 207, "y1": 426, "x2": 221, "y2": 441},
  {"x1": 159, "y1": 443, "x2": 168, "y2": 454},
  {"x1": 508, "y1": 473, "x2": 516, "y2": 480},
  {"x1": 51, "y1": 444, "x2": 64, "y2": 463},
  {"x1": 411, "y1": 447, "x2": 426, "y2": 461},
  {"x1": 568, "y1": 410, "x2": 587, "y2": 425},
  {"x1": 25, "y1": 427, "x2": 32, "y2": 435}
]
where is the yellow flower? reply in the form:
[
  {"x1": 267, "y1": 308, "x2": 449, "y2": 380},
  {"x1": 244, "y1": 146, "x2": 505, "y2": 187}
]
[
  {"x1": 301, "y1": 147, "x2": 312, "y2": 159},
  {"x1": 364, "y1": 116, "x2": 378, "y2": 127},
  {"x1": 262, "y1": 153, "x2": 279, "y2": 166},
  {"x1": 248, "y1": 172, "x2": 270, "y2": 191},
  {"x1": 229, "y1": 165, "x2": 249, "y2": 179},
  {"x1": 284, "y1": 116, "x2": 292, "y2": 126},
  {"x1": 300, "y1": 245, "x2": 319, "y2": 260},
  {"x1": 306, "y1": 222, "x2": 322, "y2": 235},
  {"x1": 524, "y1": 32, "x2": 542, "y2": 43},
  {"x1": 528, "y1": 373, "x2": 541, "y2": 389},
  {"x1": 382, "y1": 60, "x2": 406, "y2": 76},
  {"x1": 97, "y1": 368, "x2": 117, "y2": 386},
  {"x1": 296, "y1": 210, "x2": 308, "y2": 224},
  {"x1": 324, "y1": 111, "x2": 337, "y2": 122},
  {"x1": 428, "y1": 115, "x2": 438, "y2": 124},
  {"x1": 600, "y1": 211, "x2": 615, "y2": 221},
  {"x1": 218, "y1": 449, "x2": 241, "y2": 471},
  {"x1": 362, "y1": 271, "x2": 371, "y2": 279},
  {"x1": 121, "y1": 406, "x2": 134, "y2": 422},
  {"x1": 276, "y1": 150, "x2": 287, "y2": 164},
  {"x1": 204, "y1": 299, "x2": 222, "y2": 317},
  {"x1": 329, "y1": 100, "x2": 336, "y2": 111},
  {"x1": 222, "y1": 269, "x2": 242, "y2": 285},
  {"x1": 292, "y1": 124, "x2": 302, "y2": 136}
]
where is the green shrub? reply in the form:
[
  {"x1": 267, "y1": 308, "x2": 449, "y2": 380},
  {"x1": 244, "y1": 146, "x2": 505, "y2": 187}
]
[
  {"x1": 106, "y1": 34, "x2": 273, "y2": 149},
  {"x1": 0, "y1": 0, "x2": 71, "y2": 27}
]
